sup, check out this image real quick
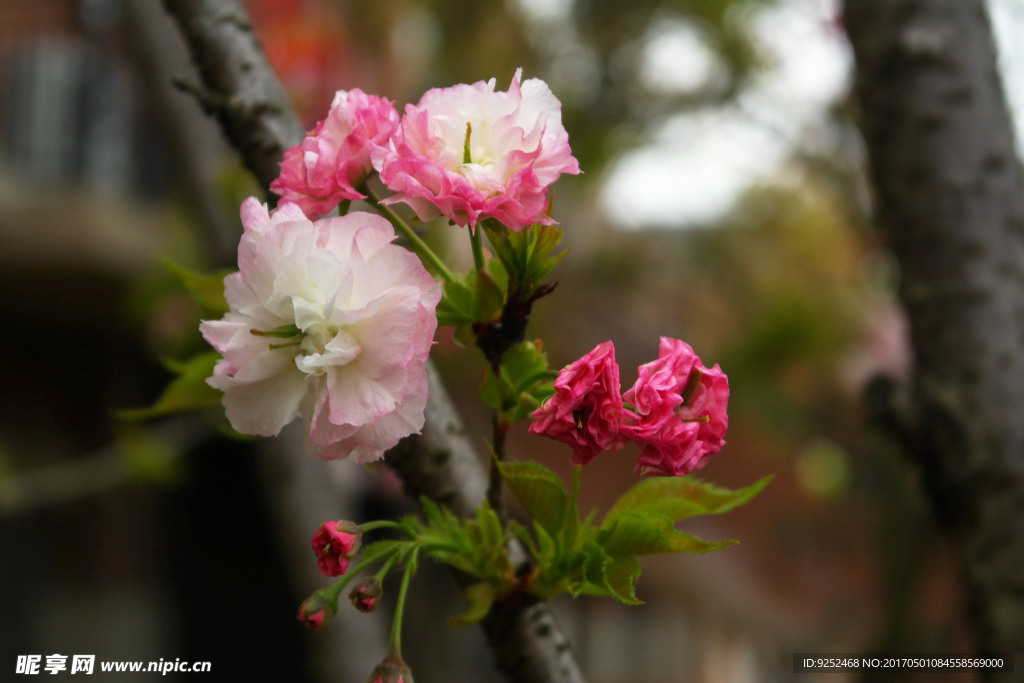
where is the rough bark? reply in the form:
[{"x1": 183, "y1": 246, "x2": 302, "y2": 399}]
[
  {"x1": 162, "y1": 0, "x2": 300, "y2": 202},
  {"x1": 846, "y1": 0, "x2": 1024, "y2": 668},
  {"x1": 161, "y1": 1, "x2": 586, "y2": 681}
]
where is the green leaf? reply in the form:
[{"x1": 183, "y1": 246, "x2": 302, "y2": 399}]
[
  {"x1": 436, "y1": 275, "x2": 477, "y2": 328},
  {"x1": 501, "y1": 341, "x2": 549, "y2": 385},
  {"x1": 436, "y1": 269, "x2": 506, "y2": 342},
  {"x1": 117, "y1": 352, "x2": 222, "y2": 420},
  {"x1": 498, "y1": 461, "x2": 568, "y2": 535},
  {"x1": 163, "y1": 259, "x2": 232, "y2": 314},
  {"x1": 449, "y1": 582, "x2": 500, "y2": 627},
  {"x1": 567, "y1": 542, "x2": 641, "y2": 605},
  {"x1": 474, "y1": 501, "x2": 505, "y2": 555},
  {"x1": 606, "y1": 476, "x2": 771, "y2": 523},
  {"x1": 479, "y1": 341, "x2": 554, "y2": 423},
  {"x1": 599, "y1": 510, "x2": 735, "y2": 556},
  {"x1": 486, "y1": 256, "x2": 510, "y2": 298},
  {"x1": 482, "y1": 221, "x2": 569, "y2": 299},
  {"x1": 605, "y1": 556, "x2": 643, "y2": 605}
]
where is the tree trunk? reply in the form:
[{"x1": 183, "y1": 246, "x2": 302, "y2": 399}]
[{"x1": 846, "y1": 0, "x2": 1024, "y2": 668}]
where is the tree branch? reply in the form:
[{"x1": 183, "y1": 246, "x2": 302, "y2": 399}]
[
  {"x1": 846, "y1": 0, "x2": 1024, "y2": 668},
  {"x1": 162, "y1": 0, "x2": 300, "y2": 202},
  {"x1": 161, "y1": 1, "x2": 586, "y2": 680}
]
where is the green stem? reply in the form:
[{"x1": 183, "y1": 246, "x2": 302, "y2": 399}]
[
  {"x1": 359, "y1": 520, "x2": 408, "y2": 535},
  {"x1": 388, "y1": 548, "x2": 419, "y2": 656},
  {"x1": 487, "y1": 412, "x2": 508, "y2": 517},
  {"x1": 364, "y1": 187, "x2": 456, "y2": 283},
  {"x1": 470, "y1": 225, "x2": 486, "y2": 272},
  {"x1": 373, "y1": 552, "x2": 400, "y2": 582},
  {"x1": 324, "y1": 555, "x2": 380, "y2": 601}
]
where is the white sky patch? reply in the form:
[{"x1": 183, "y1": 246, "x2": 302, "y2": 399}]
[
  {"x1": 602, "y1": 0, "x2": 853, "y2": 229},
  {"x1": 603, "y1": 109, "x2": 788, "y2": 227},
  {"x1": 988, "y1": 0, "x2": 1024, "y2": 160},
  {"x1": 641, "y1": 20, "x2": 722, "y2": 94},
  {"x1": 515, "y1": 0, "x2": 573, "y2": 22}
]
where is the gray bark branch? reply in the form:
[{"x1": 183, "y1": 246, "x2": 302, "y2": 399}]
[
  {"x1": 846, "y1": 0, "x2": 1024, "y2": 669},
  {"x1": 160, "y1": 1, "x2": 586, "y2": 680}
]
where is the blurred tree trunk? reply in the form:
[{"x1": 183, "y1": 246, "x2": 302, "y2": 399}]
[{"x1": 846, "y1": 0, "x2": 1024, "y2": 668}]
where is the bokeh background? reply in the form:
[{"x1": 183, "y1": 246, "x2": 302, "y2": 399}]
[{"x1": 2, "y1": 0, "x2": 1022, "y2": 681}]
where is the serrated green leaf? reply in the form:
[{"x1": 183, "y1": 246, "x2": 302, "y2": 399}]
[
  {"x1": 117, "y1": 352, "x2": 222, "y2": 420},
  {"x1": 449, "y1": 582, "x2": 500, "y2": 627},
  {"x1": 498, "y1": 461, "x2": 567, "y2": 535},
  {"x1": 481, "y1": 341, "x2": 554, "y2": 421},
  {"x1": 599, "y1": 510, "x2": 735, "y2": 555},
  {"x1": 163, "y1": 259, "x2": 232, "y2": 314},
  {"x1": 566, "y1": 541, "x2": 640, "y2": 604},
  {"x1": 475, "y1": 501, "x2": 505, "y2": 551},
  {"x1": 605, "y1": 556, "x2": 643, "y2": 605},
  {"x1": 606, "y1": 476, "x2": 771, "y2": 524},
  {"x1": 482, "y1": 221, "x2": 568, "y2": 298},
  {"x1": 533, "y1": 519, "x2": 558, "y2": 566},
  {"x1": 501, "y1": 341, "x2": 549, "y2": 383},
  {"x1": 577, "y1": 540, "x2": 611, "y2": 597},
  {"x1": 425, "y1": 545, "x2": 481, "y2": 577}
]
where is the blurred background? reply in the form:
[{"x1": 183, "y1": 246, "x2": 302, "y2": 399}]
[{"x1": 1, "y1": 0, "x2": 1022, "y2": 680}]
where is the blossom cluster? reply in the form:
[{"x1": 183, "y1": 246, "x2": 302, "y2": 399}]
[
  {"x1": 272, "y1": 68, "x2": 579, "y2": 231},
  {"x1": 529, "y1": 338, "x2": 729, "y2": 476},
  {"x1": 202, "y1": 69, "x2": 579, "y2": 464}
]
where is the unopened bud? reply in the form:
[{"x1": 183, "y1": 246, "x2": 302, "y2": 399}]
[
  {"x1": 366, "y1": 653, "x2": 414, "y2": 683},
  {"x1": 297, "y1": 590, "x2": 338, "y2": 631},
  {"x1": 349, "y1": 577, "x2": 383, "y2": 612}
]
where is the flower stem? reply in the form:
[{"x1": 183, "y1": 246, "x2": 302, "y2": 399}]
[
  {"x1": 325, "y1": 555, "x2": 380, "y2": 600},
  {"x1": 359, "y1": 520, "x2": 408, "y2": 535},
  {"x1": 388, "y1": 548, "x2": 419, "y2": 656},
  {"x1": 470, "y1": 225, "x2": 486, "y2": 272},
  {"x1": 487, "y1": 412, "x2": 507, "y2": 516},
  {"x1": 373, "y1": 552, "x2": 400, "y2": 582},
  {"x1": 365, "y1": 187, "x2": 456, "y2": 284}
]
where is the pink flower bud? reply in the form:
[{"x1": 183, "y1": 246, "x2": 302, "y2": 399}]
[
  {"x1": 528, "y1": 341, "x2": 628, "y2": 465},
  {"x1": 366, "y1": 654, "x2": 414, "y2": 683},
  {"x1": 297, "y1": 591, "x2": 337, "y2": 631},
  {"x1": 311, "y1": 520, "x2": 362, "y2": 577},
  {"x1": 349, "y1": 577, "x2": 383, "y2": 612}
]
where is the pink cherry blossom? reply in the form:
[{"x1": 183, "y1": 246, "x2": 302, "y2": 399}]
[
  {"x1": 373, "y1": 69, "x2": 580, "y2": 232},
  {"x1": 311, "y1": 520, "x2": 361, "y2": 577},
  {"x1": 200, "y1": 198, "x2": 440, "y2": 462},
  {"x1": 271, "y1": 89, "x2": 399, "y2": 219},
  {"x1": 528, "y1": 341, "x2": 628, "y2": 466},
  {"x1": 623, "y1": 337, "x2": 729, "y2": 477}
]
